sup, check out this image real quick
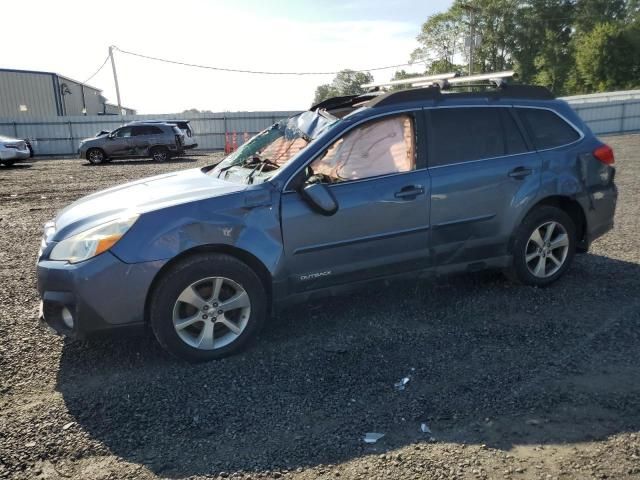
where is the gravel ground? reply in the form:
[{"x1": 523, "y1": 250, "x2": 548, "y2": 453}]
[{"x1": 1, "y1": 139, "x2": 639, "y2": 480}]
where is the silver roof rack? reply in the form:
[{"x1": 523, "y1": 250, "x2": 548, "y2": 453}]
[
  {"x1": 361, "y1": 72, "x2": 458, "y2": 89},
  {"x1": 365, "y1": 70, "x2": 516, "y2": 91}
]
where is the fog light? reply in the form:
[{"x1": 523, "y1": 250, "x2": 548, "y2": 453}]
[{"x1": 61, "y1": 307, "x2": 74, "y2": 329}]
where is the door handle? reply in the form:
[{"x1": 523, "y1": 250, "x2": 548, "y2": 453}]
[
  {"x1": 508, "y1": 167, "x2": 532, "y2": 179},
  {"x1": 394, "y1": 185, "x2": 424, "y2": 200}
]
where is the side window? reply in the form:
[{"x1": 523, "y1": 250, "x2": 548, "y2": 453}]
[
  {"x1": 309, "y1": 114, "x2": 415, "y2": 183},
  {"x1": 517, "y1": 108, "x2": 580, "y2": 150},
  {"x1": 429, "y1": 108, "x2": 505, "y2": 166},
  {"x1": 500, "y1": 109, "x2": 528, "y2": 155},
  {"x1": 114, "y1": 127, "x2": 132, "y2": 138},
  {"x1": 148, "y1": 126, "x2": 163, "y2": 135},
  {"x1": 131, "y1": 126, "x2": 146, "y2": 136}
]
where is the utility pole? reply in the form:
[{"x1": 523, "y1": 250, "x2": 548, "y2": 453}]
[
  {"x1": 462, "y1": 3, "x2": 479, "y2": 76},
  {"x1": 108, "y1": 46, "x2": 123, "y2": 115}
]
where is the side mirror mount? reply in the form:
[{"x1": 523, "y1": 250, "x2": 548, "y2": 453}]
[{"x1": 300, "y1": 182, "x2": 338, "y2": 216}]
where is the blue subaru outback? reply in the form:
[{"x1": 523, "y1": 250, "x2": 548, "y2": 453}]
[{"x1": 37, "y1": 74, "x2": 617, "y2": 361}]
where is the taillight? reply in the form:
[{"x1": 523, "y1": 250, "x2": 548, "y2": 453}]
[{"x1": 593, "y1": 144, "x2": 614, "y2": 165}]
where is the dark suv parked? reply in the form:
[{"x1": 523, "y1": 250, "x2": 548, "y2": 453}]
[
  {"x1": 38, "y1": 75, "x2": 617, "y2": 361},
  {"x1": 78, "y1": 122, "x2": 184, "y2": 164}
]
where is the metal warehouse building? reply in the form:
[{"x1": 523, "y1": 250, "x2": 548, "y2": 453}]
[{"x1": 0, "y1": 68, "x2": 135, "y2": 117}]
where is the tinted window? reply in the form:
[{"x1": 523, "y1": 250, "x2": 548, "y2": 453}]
[
  {"x1": 518, "y1": 108, "x2": 580, "y2": 150},
  {"x1": 500, "y1": 109, "x2": 528, "y2": 155},
  {"x1": 430, "y1": 108, "x2": 505, "y2": 166},
  {"x1": 310, "y1": 114, "x2": 415, "y2": 183},
  {"x1": 114, "y1": 127, "x2": 132, "y2": 138}
]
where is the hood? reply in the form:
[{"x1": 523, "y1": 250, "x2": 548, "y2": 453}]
[{"x1": 53, "y1": 168, "x2": 247, "y2": 240}]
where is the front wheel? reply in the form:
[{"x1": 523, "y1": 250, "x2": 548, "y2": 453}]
[
  {"x1": 149, "y1": 253, "x2": 267, "y2": 362},
  {"x1": 86, "y1": 148, "x2": 106, "y2": 164},
  {"x1": 505, "y1": 205, "x2": 576, "y2": 286},
  {"x1": 1, "y1": 160, "x2": 16, "y2": 166}
]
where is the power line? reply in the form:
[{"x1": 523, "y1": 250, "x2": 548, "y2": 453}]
[
  {"x1": 82, "y1": 55, "x2": 110, "y2": 84},
  {"x1": 112, "y1": 46, "x2": 416, "y2": 76}
]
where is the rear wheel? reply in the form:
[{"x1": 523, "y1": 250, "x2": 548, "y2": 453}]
[
  {"x1": 151, "y1": 146, "x2": 169, "y2": 162},
  {"x1": 149, "y1": 253, "x2": 267, "y2": 362},
  {"x1": 505, "y1": 205, "x2": 576, "y2": 286},
  {"x1": 86, "y1": 148, "x2": 106, "y2": 164}
]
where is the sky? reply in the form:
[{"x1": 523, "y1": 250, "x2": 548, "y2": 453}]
[{"x1": 3, "y1": 0, "x2": 453, "y2": 114}]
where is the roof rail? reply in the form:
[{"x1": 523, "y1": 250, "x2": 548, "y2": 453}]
[
  {"x1": 365, "y1": 83, "x2": 555, "y2": 108},
  {"x1": 361, "y1": 72, "x2": 458, "y2": 90}
]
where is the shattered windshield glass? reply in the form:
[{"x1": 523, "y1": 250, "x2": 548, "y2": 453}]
[{"x1": 211, "y1": 110, "x2": 340, "y2": 184}]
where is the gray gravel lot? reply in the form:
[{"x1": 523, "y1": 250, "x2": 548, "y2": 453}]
[{"x1": 1, "y1": 139, "x2": 639, "y2": 480}]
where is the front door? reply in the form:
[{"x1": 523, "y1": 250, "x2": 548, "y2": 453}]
[
  {"x1": 107, "y1": 126, "x2": 134, "y2": 157},
  {"x1": 281, "y1": 112, "x2": 431, "y2": 293},
  {"x1": 425, "y1": 106, "x2": 542, "y2": 266}
]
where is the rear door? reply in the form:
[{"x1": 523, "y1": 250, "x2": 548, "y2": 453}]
[
  {"x1": 426, "y1": 106, "x2": 542, "y2": 266},
  {"x1": 280, "y1": 112, "x2": 431, "y2": 293}
]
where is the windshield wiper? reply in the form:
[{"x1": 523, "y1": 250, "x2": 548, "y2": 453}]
[{"x1": 245, "y1": 158, "x2": 280, "y2": 184}]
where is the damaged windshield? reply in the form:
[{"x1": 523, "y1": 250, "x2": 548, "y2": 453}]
[{"x1": 211, "y1": 110, "x2": 339, "y2": 184}]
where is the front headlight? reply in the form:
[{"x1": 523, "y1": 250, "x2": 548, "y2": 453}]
[{"x1": 50, "y1": 215, "x2": 138, "y2": 263}]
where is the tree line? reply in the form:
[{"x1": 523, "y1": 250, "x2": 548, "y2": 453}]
[{"x1": 313, "y1": 0, "x2": 639, "y2": 104}]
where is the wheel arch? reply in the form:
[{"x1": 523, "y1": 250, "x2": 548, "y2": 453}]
[
  {"x1": 144, "y1": 244, "x2": 273, "y2": 324},
  {"x1": 511, "y1": 195, "x2": 588, "y2": 252}
]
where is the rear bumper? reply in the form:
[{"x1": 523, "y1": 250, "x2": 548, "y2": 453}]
[
  {"x1": 0, "y1": 148, "x2": 30, "y2": 161},
  {"x1": 37, "y1": 252, "x2": 166, "y2": 338},
  {"x1": 583, "y1": 181, "x2": 618, "y2": 247}
]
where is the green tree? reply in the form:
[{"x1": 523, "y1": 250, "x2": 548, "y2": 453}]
[
  {"x1": 574, "y1": 22, "x2": 640, "y2": 92},
  {"x1": 312, "y1": 70, "x2": 374, "y2": 105},
  {"x1": 411, "y1": 11, "x2": 463, "y2": 72}
]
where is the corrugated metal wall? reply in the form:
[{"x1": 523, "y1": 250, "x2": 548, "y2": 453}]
[
  {"x1": 0, "y1": 70, "x2": 119, "y2": 117},
  {"x1": 0, "y1": 111, "x2": 300, "y2": 155},
  {"x1": 0, "y1": 71, "x2": 59, "y2": 117}
]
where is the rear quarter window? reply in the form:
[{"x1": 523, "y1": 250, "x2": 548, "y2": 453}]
[{"x1": 517, "y1": 108, "x2": 580, "y2": 150}]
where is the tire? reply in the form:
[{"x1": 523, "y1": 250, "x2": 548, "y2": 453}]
[
  {"x1": 149, "y1": 253, "x2": 267, "y2": 362},
  {"x1": 1, "y1": 160, "x2": 16, "y2": 166},
  {"x1": 86, "y1": 148, "x2": 106, "y2": 164},
  {"x1": 505, "y1": 205, "x2": 576, "y2": 286},
  {"x1": 151, "y1": 146, "x2": 169, "y2": 162}
]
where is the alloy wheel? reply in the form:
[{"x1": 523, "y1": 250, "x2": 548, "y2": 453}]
[
  {"x1": 525, "y1": 221, "x2": 570, "y2": 278},
  {"x1": 172, "y1": 276, "x2": 251, "y2": 350},
  {"x1": 153, "y1": 150, "x2": 168, "y2": 162},
  {"x1": 88, "y1": 150, "x2": 103, "y2": 163}
]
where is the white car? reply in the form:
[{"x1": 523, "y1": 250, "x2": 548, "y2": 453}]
[{"x1": 0, "y1": 135, "x2": 31, "y2": 166}]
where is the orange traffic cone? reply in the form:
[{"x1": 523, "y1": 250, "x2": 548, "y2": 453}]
[
  {"x1": 243, "y1": 131, "x2": 250, "y2": 144},
  {"x1": 232, "y1": 131, "x2": 238, "y2": 152},
  {"x1": 224, "y1": 131, "x2": 230, "y2": 153}
]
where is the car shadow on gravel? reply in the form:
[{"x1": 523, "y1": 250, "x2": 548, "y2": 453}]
[
  {"x1": 0, "y1": 163, "x2": 32, "y2": 169},
  {"x1": 81, "y1": 157, "x2": 199, "y2": 167},
  {"x1": 55, "y1": 253, "x2": 640, "y2": 477}
]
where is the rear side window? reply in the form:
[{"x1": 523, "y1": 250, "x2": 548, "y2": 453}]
[
  {"x1": 500, "y1": 109, "x2": 528, "y2": 155},
  {"x1": 517, "y1": 108, "x2": 580, "y2": 150},
  {"x1": 429, "y1": 108, "x2": 505, "y2": 166}
]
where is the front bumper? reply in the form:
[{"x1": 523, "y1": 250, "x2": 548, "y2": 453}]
[{"x1": 37, "y1": 251, "x2": 166, "y2": 338}]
